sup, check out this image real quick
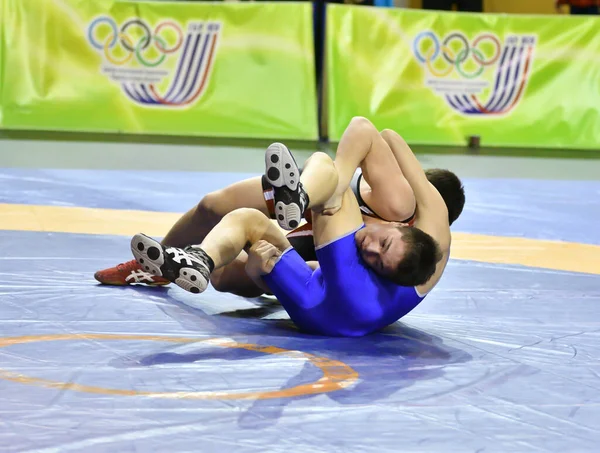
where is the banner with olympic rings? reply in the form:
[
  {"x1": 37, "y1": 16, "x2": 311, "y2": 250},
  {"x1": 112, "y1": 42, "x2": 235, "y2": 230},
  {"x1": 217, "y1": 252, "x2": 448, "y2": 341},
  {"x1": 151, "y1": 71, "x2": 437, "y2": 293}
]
[
  {"x1": 326, "y1": 5, "x2": 600, "y2": 149},
  {"x1": 0, "y1": 0, "x2": 318, "y2": 140}
]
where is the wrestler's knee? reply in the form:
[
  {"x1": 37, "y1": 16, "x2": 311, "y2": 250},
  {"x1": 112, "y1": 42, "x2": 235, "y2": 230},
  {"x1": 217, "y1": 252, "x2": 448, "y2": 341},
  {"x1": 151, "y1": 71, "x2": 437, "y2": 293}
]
[
  {"x1": 305, "y1": 152, "x2": 338, "y2": 186},
  {"x1": 305, "y1": 151, "x2": 334, "y2": 168},
  {"x1": 223, "y1": 207, "x2": 268, "y2": 225},
  {"x1": 196, "y1": 190, "x2": 231, "y2": 223}
]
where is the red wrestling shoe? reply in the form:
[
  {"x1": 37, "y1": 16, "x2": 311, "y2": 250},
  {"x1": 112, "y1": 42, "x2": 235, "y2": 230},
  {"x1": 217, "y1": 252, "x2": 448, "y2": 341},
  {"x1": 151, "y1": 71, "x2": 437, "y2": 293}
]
[{"x1": 94, "y1": 259, "x2": 171, "y2": 286}]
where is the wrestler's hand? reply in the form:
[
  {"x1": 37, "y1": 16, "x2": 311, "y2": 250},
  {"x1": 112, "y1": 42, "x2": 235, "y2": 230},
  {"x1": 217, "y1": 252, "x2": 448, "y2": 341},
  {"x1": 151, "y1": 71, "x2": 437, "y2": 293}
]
[
  {"x1": 319, "y1": 193, "x2": 343, "y2": 216},
  {"x1": 245, "y1": 240, "x2": 282, "y2": 278}
]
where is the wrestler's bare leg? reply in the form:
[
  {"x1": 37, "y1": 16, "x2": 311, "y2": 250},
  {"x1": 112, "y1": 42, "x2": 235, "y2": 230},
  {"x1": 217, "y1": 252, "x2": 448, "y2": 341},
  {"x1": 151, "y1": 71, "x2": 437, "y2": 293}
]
[{"x1": 161, "y1": 177, "x2": 268, "y2": 247}]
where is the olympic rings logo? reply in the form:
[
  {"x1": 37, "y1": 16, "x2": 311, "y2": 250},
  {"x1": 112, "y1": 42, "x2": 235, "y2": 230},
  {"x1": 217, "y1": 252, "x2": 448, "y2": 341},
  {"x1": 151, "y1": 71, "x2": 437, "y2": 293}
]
[
  {"x1": 413, "y1": 31, "x2": 502, "y2": 79},
  {"x1": 88, "y1": 17, "x2": 184, "y2": 67}
]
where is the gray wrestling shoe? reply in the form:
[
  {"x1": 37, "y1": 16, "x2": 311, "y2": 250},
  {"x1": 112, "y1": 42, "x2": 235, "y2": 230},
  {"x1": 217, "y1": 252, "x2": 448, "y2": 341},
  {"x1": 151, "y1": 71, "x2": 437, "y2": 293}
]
[
  {"x1": 265, "y1": 143, "x2": 309, "y2": 230},
  {"x1": 130, "y1": 233, "x2": 213, "y2": 294}
]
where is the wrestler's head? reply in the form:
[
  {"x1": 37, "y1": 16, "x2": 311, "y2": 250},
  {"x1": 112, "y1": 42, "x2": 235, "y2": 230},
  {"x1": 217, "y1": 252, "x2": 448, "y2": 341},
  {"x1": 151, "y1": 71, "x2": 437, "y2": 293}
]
[
  {"x1": 425, "y1": 168, "x2": 465, "y2": 225},
  {"x1": 355, "y1": 223, "x2": 441, "y2": 286}
]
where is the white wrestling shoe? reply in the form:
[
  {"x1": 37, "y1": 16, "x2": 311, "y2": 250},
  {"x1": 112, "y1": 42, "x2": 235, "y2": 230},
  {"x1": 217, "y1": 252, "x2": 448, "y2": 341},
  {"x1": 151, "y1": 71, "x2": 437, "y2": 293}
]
[
  {"x1": 265, "y1": 143, "x2": 309, "y2": 230},
  {"x1": 130, "y1": 233, "x2": 213, "y2": 294}
]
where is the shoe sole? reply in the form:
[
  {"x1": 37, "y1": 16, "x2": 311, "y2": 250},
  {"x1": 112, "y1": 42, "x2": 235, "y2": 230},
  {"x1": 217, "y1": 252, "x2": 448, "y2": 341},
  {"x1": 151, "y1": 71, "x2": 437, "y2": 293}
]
[
  {"x1": 274, "y1": 202, "x2": 302, "y2": 230},
  {"x1": 265, "y1": 143, "x2": 302, "y2": 230},
  {"x1": 173, "y1": 268, "x2": 208, "y2": 294},
  {"x1": 265, "y1": 143, "x2": 299, "y2": 190},
  {"x1": 131, "y1": 234, "x2": 165, "y2": 278},
  {"x1": 130, "y1": 234, "x2": 208, "y2": 294}
]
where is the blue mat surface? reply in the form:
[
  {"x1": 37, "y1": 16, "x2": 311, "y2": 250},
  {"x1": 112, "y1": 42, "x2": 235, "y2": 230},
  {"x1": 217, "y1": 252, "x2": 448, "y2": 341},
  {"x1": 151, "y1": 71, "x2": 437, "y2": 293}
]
[
  {"x1": 1, "y1": 169, "x2": 598, "y2": 244},
  {"x1": 1, "y1": 169, "x2": 599, "y2": 452}
]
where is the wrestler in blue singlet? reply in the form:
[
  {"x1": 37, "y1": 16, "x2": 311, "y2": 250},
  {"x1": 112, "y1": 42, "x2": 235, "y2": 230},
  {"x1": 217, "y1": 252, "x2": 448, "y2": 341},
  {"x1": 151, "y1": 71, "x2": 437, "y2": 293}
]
[{"x1": 263, "y1": 225, "x2": 426, "y2": 337}]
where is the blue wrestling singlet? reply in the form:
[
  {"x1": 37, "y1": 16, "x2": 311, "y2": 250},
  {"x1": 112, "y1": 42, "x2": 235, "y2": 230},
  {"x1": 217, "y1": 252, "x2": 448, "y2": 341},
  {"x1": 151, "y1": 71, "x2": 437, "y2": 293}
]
[{"x1": 262, "y1": 226, "x2": 427, "y2": 337}]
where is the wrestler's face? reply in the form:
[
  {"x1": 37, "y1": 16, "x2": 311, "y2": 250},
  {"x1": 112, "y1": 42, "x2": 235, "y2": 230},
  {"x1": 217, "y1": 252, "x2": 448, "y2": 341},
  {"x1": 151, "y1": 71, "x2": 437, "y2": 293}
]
[{"x1": 355, "y1": 223, "x2": 408, "y2": 276}]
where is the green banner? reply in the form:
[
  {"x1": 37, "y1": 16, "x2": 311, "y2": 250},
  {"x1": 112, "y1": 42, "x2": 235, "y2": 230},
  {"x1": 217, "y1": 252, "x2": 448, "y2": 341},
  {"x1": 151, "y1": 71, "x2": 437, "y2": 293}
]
[
  {"x1": 0, "y1": 0, "x2": 317, "y2": 139},
  {"x1": 0, "y1": 0, "x2": 5, "y2": 126},
  {"x1": 327, "y1": 5, "x2": 600, "y2": 149}
]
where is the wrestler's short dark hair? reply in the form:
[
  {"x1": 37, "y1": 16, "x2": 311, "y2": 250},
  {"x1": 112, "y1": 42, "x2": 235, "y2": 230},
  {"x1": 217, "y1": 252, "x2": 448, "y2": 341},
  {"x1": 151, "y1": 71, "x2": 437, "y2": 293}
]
[
  {"x1": 388, "y1": 226, "x2": 442, "y2": 287},
  {"x1": 425, "y1": 169, "x2": 465, "y2": 225}
]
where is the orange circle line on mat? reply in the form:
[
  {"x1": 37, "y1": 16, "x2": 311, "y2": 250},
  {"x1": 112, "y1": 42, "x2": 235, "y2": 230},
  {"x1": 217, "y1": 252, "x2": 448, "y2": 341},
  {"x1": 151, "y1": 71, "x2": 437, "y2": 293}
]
[{"x1": 0, "y1": 334, "x2": 359, "y2": 400}]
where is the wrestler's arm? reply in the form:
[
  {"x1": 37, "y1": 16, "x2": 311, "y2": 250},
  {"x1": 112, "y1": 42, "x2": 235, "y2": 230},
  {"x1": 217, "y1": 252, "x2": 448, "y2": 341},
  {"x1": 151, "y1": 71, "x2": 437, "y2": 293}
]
[
  {"x1": 380, "y1": 130, "x2": 449, "y2": 240},
  {"x1": 331, "y1": 117, "x2": 378, "y2": 194},
  {"x1": 380, "y1": 129, "x2": 450, "y2": 292},
  {"x1": 331, "y1": 117, "x2": 416, "y2": 221}
]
